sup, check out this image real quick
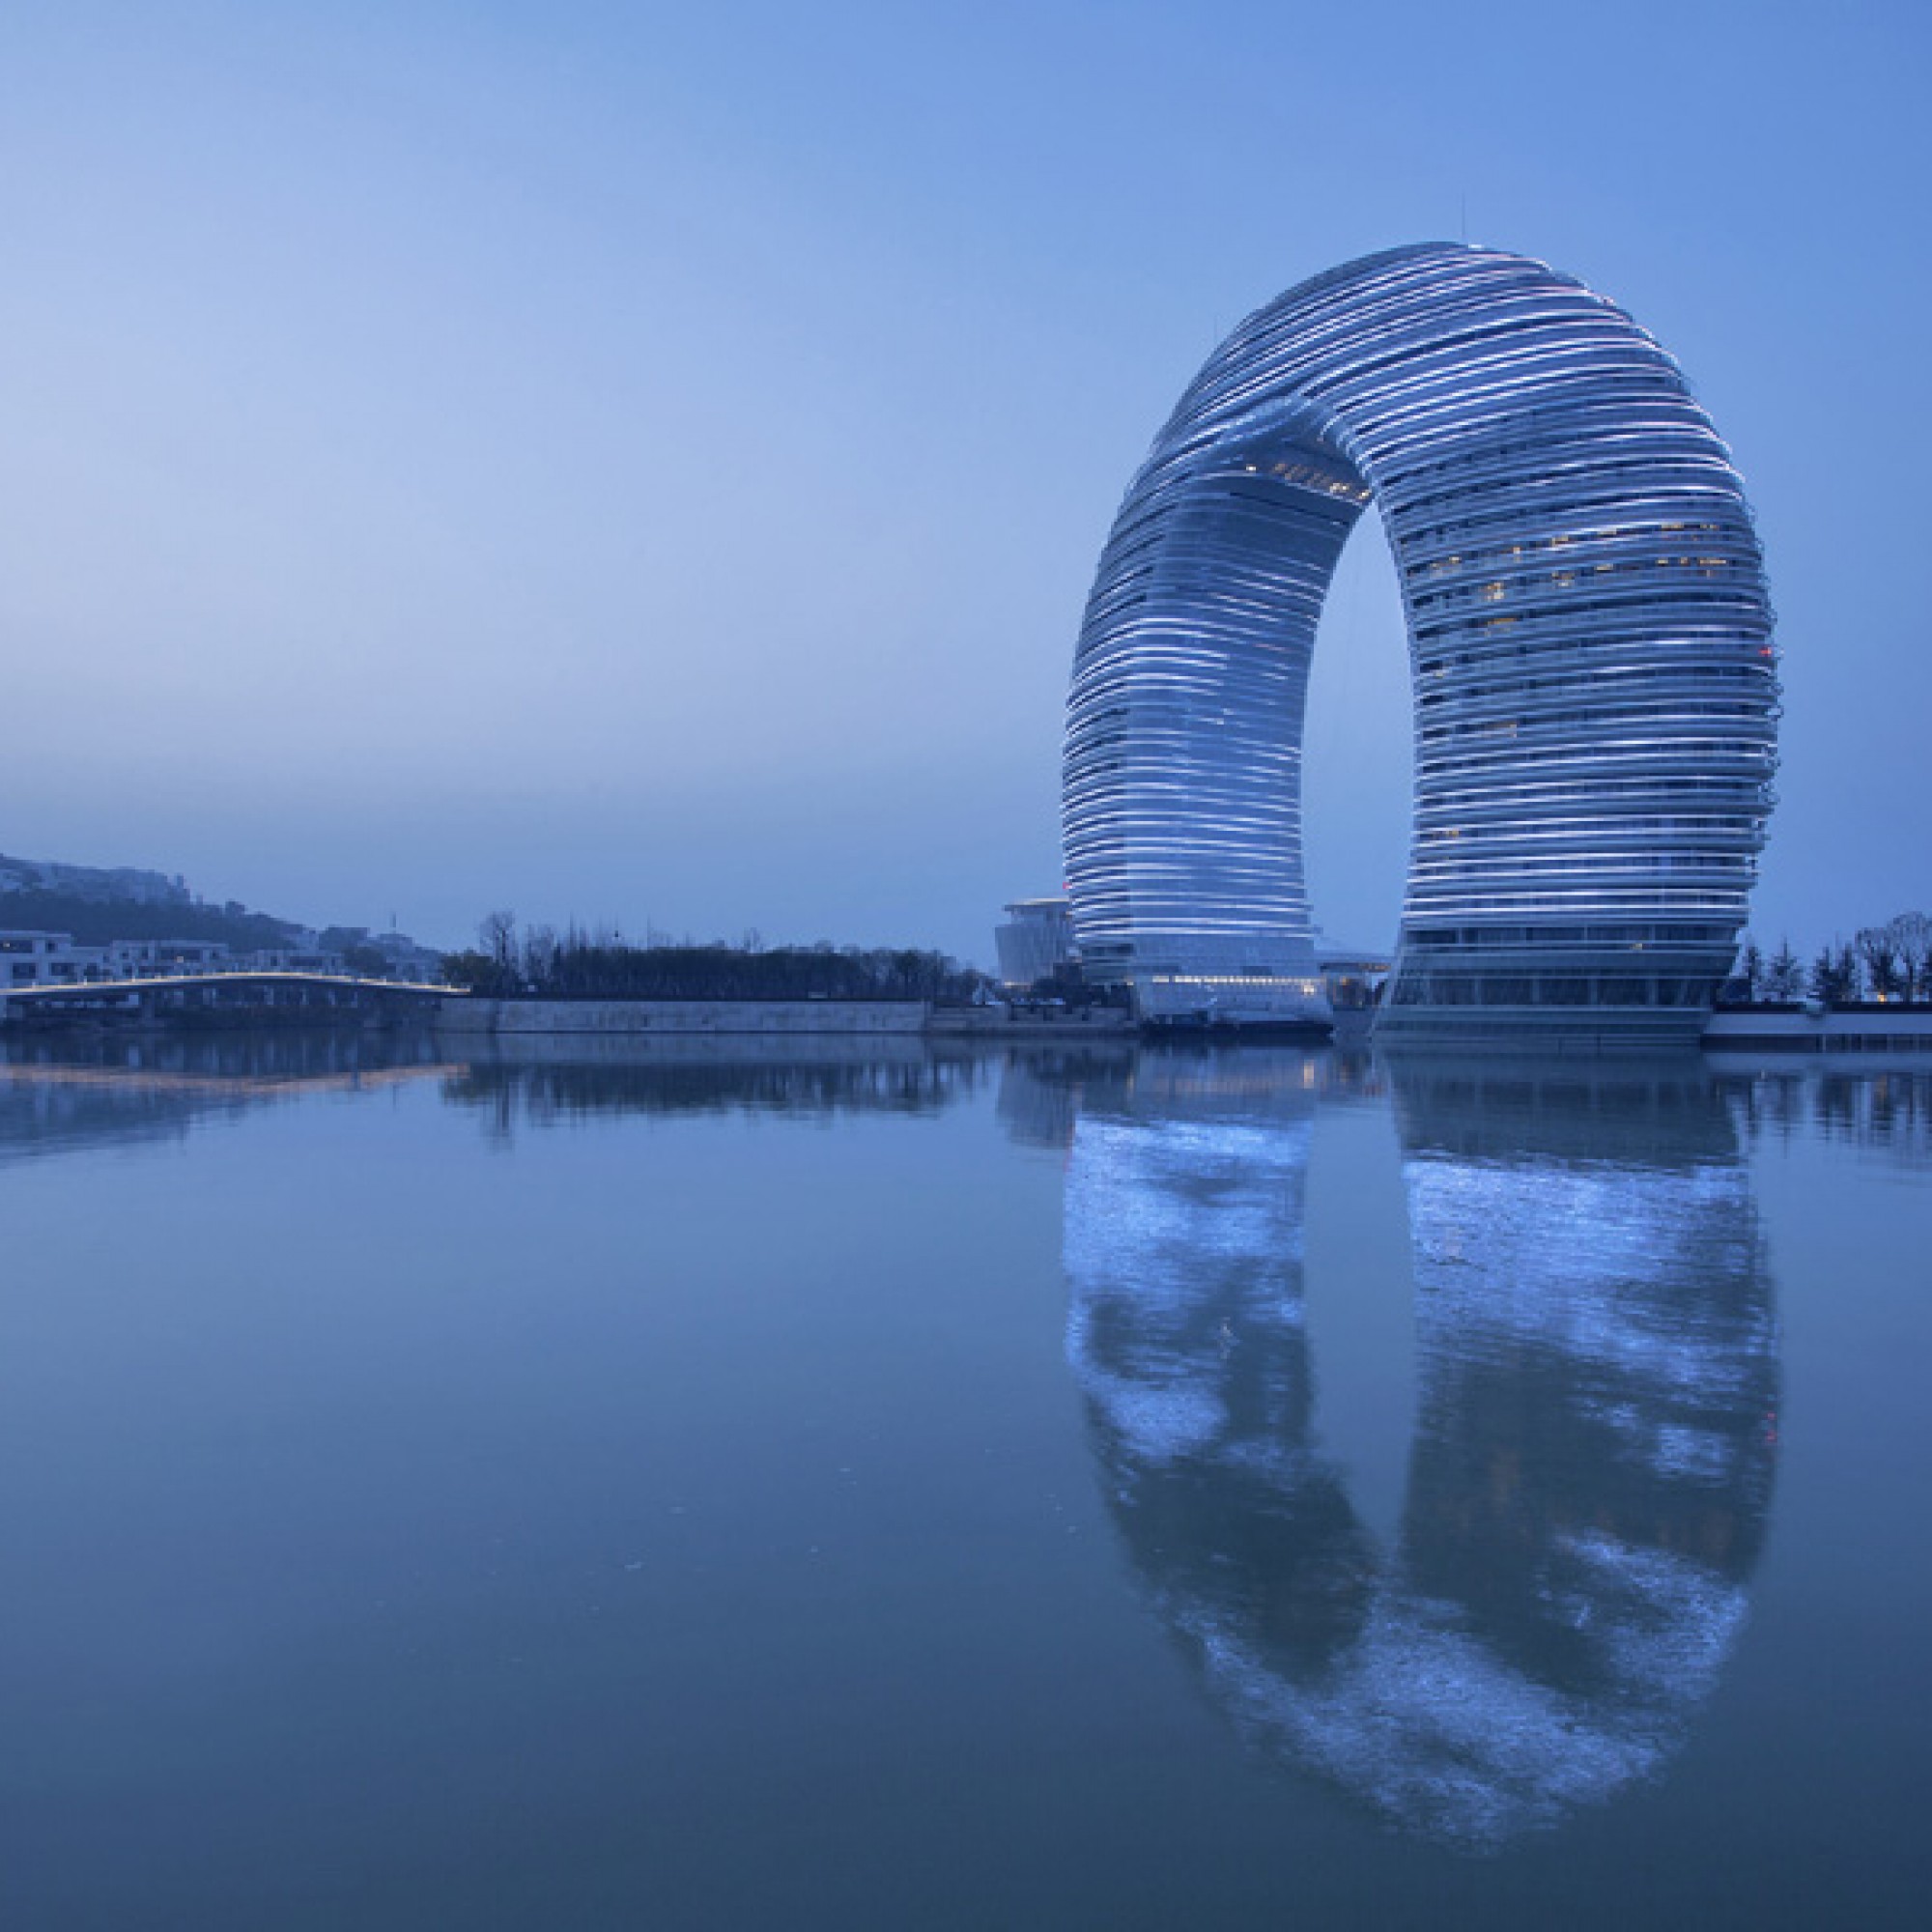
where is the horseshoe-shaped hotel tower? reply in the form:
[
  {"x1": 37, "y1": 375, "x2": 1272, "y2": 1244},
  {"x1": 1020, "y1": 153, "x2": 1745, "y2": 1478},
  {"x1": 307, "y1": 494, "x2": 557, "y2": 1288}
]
[{"x1": 1063, "y1": 243, "x2": 1778, "y2": 1045}]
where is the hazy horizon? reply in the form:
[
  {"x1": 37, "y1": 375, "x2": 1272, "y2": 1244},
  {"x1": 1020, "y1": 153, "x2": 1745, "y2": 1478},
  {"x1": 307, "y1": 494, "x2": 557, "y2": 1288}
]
[{"x1": 5, "y1": 2, "x2": 1925, "y2": 967}]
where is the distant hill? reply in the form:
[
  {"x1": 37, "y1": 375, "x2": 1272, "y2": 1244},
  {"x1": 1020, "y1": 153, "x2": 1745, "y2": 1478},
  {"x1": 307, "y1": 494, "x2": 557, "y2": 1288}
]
[
  {"x1": 0, "y1": 888, "x2": 305, "y2": 952},
  {"x1": 0, "y1": 851, "x2": 188, "y2": 907},
  {"x1": 0, "y1": 851, "x2": 305, "y2": 951}
]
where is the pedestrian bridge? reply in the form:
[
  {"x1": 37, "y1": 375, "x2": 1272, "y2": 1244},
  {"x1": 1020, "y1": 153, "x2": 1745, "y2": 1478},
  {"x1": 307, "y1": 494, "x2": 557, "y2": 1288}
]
[{"x1": 0, "y1": 971, "x2": 457, "y2": 1022}]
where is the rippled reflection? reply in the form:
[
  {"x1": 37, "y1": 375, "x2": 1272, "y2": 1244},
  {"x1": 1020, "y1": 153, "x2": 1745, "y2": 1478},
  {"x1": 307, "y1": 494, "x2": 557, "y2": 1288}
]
[
  {"x1": 0, "y1": 1034, "x2": 988, "y2": 1157},
  {"x1": 0, "y1": 1030, "x2": 456, "y2": 1165},
  {"x1": 1044, "y1": 1048, "x2": 1780, "y2": 1848},
  {"x1": 1717, "y1": 1063, "x2": 1932, "y2": 1168},
  {"x1": 440, "y1": 1037, "x2": 984, "y2": 1137}
]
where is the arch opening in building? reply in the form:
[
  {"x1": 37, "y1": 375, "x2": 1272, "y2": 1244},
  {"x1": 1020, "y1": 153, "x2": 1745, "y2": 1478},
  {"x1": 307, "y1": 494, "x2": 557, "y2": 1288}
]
[{"x1": 1063, "y1": 243, "x2": 1778, "y2": 1046}]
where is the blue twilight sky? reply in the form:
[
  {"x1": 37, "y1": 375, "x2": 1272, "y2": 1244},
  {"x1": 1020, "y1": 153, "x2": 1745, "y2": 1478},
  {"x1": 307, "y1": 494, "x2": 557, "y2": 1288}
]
[{"x1": 1, "y1": 0, "x2": 1925, "y2": 963}]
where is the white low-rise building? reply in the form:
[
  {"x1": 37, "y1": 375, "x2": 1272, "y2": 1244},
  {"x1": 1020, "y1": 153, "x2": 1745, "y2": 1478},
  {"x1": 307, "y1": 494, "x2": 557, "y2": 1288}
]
[
  {"x1": 103, "y1": 938, "x2": 234, "y2": 977},
  {"x1": 1, "y1": 930, "x2": 239, "y2": 986},
  {"x1": 994, "y1": 897, "x2": 1075, "y2": 990},
  {"x1": 236, "y1": 948, "x2": 347, "y2": 976},
  {"x1": 0, "y1": 930, "x2": 108, "y2": 985}
]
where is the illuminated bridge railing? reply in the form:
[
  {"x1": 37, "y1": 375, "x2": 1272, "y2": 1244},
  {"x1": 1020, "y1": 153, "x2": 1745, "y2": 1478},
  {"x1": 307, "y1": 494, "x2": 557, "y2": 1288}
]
[{"x1": 0, "y1": 972, "x2": 455, "y2": 1012}]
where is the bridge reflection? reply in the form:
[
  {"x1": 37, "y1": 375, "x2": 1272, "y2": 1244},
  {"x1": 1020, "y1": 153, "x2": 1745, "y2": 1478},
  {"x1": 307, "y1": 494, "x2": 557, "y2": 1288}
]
[
  {"x1": 0, "y1": 1031, "x2": 458, "y2": 1164},
  {"x1": 1023, "y1": 1048, "x2": 1780, "y2": 1848},
  {"x1": 0, "y1": 1033, "x2": 992, "y2": 1158}
]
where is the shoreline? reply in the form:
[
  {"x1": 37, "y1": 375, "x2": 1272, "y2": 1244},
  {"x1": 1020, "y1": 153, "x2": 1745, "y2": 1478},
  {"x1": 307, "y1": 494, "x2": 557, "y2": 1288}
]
[{"x1": 11, "y1": 993, "x2": 1932, "y2": 1057}]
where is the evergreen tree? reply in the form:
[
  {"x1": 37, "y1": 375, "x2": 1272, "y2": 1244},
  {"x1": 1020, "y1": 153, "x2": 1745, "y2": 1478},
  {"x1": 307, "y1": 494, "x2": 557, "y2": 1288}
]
[
  {"x1": 1738, "y1": 935, "x2": 1764, "y2": 1002},
  {"x1": 1766, "y1": 939, "x2": 1802, "y2": 1001}
]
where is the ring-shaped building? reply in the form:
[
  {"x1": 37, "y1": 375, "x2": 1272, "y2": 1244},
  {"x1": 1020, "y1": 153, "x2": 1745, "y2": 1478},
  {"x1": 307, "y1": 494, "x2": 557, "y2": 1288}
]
[{"x1": 1063, "y1": 242, "x2": 1778, "y2": 1045}]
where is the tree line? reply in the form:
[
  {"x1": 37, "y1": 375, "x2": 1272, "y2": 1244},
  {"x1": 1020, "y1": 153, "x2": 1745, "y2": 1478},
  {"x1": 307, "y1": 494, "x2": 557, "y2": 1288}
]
[
  {"x1": 1731, "y1": 912, "x2": 1932, "y2": 1007},
  {"x1": 440, "y1": 912, "x2": 992, "y2": 1004}
]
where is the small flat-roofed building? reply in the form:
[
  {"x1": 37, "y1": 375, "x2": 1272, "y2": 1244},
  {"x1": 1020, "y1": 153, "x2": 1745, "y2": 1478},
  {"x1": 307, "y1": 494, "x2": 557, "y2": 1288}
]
[
  {"x1": 103, "y1": 938, "x2": 233, "y2": 978},
  {"x1": 0, "y1": 930, "x2": 109, "y2": 984},
  {"x1": 1318, "y1": 943, "x2": 1393, "y2": 1011},
  {"x1": 995, "y1": 897, "x2": 1075, "y2": 990}
]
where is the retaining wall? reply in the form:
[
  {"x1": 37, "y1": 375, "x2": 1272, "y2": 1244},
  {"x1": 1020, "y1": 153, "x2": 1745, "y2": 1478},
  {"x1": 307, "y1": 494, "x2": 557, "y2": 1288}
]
[
  {"x1": 434, "y1": 998, "x2": 927, "y2": 1037},
  {"x1": 1702, "y1": 1009, "x2": 1932, "y2": 1056}
]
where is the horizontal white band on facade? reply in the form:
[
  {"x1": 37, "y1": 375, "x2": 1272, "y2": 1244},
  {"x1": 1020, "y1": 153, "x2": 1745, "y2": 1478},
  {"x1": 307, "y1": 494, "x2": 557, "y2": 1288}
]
[{"x1": 1063, "y1": 243, "x2": 1776, "y2": 1021}]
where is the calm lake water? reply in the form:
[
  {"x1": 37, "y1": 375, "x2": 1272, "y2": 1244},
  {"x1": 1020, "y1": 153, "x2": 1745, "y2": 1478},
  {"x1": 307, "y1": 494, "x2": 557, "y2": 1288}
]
[{"x1": 2, "y1": 1032, "x2": 1928, "y2": 1929}]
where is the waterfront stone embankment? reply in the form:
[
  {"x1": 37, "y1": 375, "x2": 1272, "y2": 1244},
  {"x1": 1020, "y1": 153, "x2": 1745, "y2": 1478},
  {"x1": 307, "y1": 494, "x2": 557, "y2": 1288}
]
[
  {"x1": 1702, "y1": 1009, "x2": 1932, "y2": 1056},
  {"x1": 431, "y1": 998, "x2": 1138, "y2": 1039},
  {"x1": 433, "y1": 998, "x2": 928, "y2": 1037}
]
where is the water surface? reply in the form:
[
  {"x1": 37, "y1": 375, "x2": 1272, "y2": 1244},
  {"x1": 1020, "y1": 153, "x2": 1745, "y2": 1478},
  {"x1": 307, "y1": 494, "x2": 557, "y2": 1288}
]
[{"x1": 1, "y1": 1034, "x2": 1926, "y2": 1927}]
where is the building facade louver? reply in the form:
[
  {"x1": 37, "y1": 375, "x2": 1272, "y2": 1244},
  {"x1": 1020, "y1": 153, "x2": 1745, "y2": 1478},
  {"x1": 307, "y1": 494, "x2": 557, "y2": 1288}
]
[{"x1": 1063, "y1": 243, "x2": 1778, "y2": 1042}]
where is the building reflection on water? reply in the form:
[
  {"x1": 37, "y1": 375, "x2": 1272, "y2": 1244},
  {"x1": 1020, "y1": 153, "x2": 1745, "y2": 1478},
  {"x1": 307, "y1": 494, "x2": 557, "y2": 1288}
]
[
  {"x1": 1024, "y1": 1047, "x2": 1782, "y2": 1849},
  {"x1": 0, "y1": 1029, "x2": 1884, "y2": 1854}
]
